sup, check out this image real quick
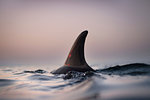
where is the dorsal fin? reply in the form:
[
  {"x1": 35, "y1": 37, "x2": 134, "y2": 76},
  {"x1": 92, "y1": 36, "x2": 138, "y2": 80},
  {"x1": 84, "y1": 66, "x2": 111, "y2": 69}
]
[
  {"x1": 51, "y1": 30, "x2": 94, "y2": 74},
  {"x1": 65, "y1": 30, "x2": 89, "y2": 66}
]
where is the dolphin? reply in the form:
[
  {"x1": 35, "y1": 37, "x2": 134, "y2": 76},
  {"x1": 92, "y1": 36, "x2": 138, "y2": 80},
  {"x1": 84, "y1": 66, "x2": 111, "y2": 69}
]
[{"x1": 51, "y1": 30, "x2": 95, "y2": 74}]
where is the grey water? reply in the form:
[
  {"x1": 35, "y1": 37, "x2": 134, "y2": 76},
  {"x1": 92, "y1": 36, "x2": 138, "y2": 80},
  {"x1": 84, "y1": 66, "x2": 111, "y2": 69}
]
[{"x1": 0, "y1": 63, "x2": 150, "y2": 100}]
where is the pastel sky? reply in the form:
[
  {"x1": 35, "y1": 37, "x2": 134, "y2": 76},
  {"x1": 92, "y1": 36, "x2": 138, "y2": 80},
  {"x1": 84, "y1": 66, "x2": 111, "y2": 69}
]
[{"x1": 0, "y1": 0, "x2": 150, "y2": 65}]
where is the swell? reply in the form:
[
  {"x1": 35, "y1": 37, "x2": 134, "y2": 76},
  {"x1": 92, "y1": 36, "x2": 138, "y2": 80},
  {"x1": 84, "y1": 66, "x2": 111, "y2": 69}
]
[{"x1": 98, "y1": 63, "x2": 150, "y2": 76}]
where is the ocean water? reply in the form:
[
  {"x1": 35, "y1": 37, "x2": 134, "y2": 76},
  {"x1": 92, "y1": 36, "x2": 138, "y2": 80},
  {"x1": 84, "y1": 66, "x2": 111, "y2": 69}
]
[{"x1": 0, "y1": 63, "x2": 150, "y2": 100}]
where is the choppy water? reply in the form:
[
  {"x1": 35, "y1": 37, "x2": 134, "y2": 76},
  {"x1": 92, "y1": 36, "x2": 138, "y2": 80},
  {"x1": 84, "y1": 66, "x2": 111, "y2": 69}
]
[{"x1": 0, "y1": 63, "x2": 150, "y2": 100}]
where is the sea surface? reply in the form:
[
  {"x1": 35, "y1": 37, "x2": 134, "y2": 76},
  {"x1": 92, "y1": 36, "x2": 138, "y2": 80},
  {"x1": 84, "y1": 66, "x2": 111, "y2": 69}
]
[{"x1": 0, "y1": 63, "x2": 150, "y2": 100}]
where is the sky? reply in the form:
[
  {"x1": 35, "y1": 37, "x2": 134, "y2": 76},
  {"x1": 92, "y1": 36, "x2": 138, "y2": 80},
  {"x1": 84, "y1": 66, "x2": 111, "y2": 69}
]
[{"x1": 0, "y1": 0, "x2": 150, "y2": 65}]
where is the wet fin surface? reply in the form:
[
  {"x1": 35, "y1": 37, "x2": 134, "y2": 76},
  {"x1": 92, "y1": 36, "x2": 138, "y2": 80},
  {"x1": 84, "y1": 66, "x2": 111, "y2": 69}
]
[{"x1": 65, "y1": 30, "x2": 88, "y2": 66}]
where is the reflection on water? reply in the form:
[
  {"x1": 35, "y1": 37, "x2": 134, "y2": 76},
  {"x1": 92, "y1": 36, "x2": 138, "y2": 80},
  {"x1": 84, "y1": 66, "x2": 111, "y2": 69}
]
[{"x1": 0, "y1": 64, "x2": 150, "y2": 100}]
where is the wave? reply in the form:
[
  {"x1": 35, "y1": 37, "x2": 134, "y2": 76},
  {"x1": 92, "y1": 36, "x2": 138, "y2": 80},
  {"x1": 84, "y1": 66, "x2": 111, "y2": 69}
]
[
  {"x1": 0, "y1": 79, "x2": 15, "y2": 87},
  {"x1": 24, "y1": 69, "x2": 47, "y2": 74},
  {"x1": 98, "y1": 63, "x2": 150, "y2": 76}
]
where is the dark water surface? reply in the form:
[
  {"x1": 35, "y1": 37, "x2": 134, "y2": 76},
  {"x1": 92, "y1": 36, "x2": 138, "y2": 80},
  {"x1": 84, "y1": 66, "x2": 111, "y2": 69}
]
[{"x1": 0, "y1": 63, "x2": 150, "y2": 100}]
